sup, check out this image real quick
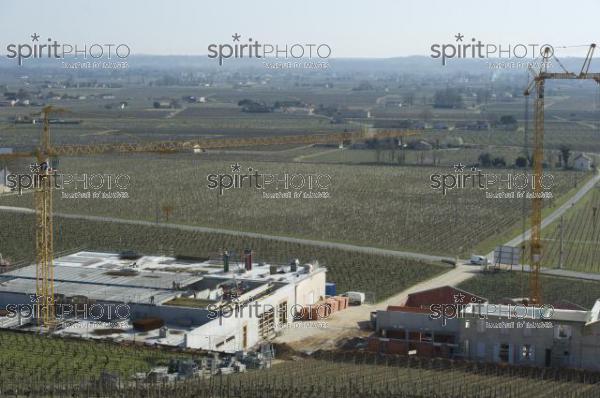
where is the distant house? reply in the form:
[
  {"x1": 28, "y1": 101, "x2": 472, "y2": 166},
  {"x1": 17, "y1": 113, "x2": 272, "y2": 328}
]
[
  {"x1": 574, "y1": 153, "x2": 593, "y2": 171},
  {"x1": 277, "y1": 106, "x2": 313, "y2": 115},
  {"x1": 0, "y1": 166, "x2": 10, "y2": 192}
]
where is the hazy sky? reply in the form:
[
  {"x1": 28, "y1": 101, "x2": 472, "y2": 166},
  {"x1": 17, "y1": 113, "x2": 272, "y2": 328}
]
[{"x1": 0, "y1": 0, "x2": 598, "y2": 58}]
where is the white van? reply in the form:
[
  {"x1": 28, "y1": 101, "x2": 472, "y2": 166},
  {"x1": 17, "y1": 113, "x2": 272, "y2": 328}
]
[{"x1": 470, "y1": 255, "x2": 488, "y2": 265}]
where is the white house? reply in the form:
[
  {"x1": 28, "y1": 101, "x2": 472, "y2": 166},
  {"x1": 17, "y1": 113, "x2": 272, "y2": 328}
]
[{"x1": 573, "y1": 154, "x2": 593, "y2": 171}]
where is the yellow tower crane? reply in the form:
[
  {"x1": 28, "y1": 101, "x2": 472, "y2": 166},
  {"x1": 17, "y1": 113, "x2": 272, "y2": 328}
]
[
  {"x1": 1, "y1": 121, "x2": 417, "y2": 327},
  {"x1": 524, "y1": 44, "x2": 600, "y2": 304},
  {"x1": 34, "y1": 106, "x2": 67, "y2": 326}
]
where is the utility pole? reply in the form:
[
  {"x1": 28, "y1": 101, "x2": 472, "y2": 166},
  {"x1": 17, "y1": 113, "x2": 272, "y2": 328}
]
[{"x1": 558, "y1": 216, "x2": 564, "y2": 269}]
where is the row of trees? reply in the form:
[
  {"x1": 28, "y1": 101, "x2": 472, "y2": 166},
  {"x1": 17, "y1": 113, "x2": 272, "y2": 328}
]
[{"x1": 478, "y1": 145, "x2": 572, "y2": 169}]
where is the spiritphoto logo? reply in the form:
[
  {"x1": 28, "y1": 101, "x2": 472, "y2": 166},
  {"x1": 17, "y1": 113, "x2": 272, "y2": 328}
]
[
  {"x1": 430, "y1": 33, "x2": 553, "y2": 68},
  {"x1": 207, "y1": 300, "x2": 333, "y2": 325},
  {"x1": 430, "y1": 302, "x2": 555, "y2": 326},
  {"x1": 207, "y1": 33, "x2": 331, "y2": 68},
  {"x1": 429, "y1": 163, "x2": 555, "y2": 197},
  {"x1": 4, "y1": 163, "x2": 131, "y2": 199},
  {"x1": 5, "y1": 297, "x2": 131, "y2": 322},
  {"x1": 206, "y1": 163, "x2": 331, "y2": 199},
  {"x1": 5, "y1": 33, "x2": 131, "y2": 68}
]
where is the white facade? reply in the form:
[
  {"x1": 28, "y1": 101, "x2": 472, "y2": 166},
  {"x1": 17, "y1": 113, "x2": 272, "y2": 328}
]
[
  {"x1": 574, "y1": 154, "x2": 592, "y2": 171},
  {"x1": 184, "y1": 269, "x2": 326, "y2": 352}
]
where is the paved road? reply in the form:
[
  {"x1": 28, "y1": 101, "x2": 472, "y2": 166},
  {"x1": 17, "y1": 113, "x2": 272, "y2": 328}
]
[{"x1": 506, "y1": 263, "x2": 600, "y2": 282}]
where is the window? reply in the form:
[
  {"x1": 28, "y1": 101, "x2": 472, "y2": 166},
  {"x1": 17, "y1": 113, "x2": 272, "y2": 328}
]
[
  {"x1": 242, "y1": 325, "x2": 247, "y2": 350},
  {"x1": 278, "y1": 301, "x2": 288, "y2": 326},
  {"x1": 554, "y1": 325, "x2": 572, "y2": 339},
  {"x1": 258, "y1": 308, "x2": 275, "y2": 339},
  {"x1": 521, "y1": 344, "x2": 535, "y2": 361},
  {"x1": 499, "y1": 343, "x2": 510, "y2": 363},
  {"x1": 420, "y1": 332, "x2": 432, "y2": 342}
]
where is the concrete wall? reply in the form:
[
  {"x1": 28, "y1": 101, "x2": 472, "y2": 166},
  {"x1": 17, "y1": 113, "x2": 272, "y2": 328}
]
[
  {"x1": 295, "y1": 269, "x2": 326, "y2": 307},
  {"x1": 184, "y1": 283, "x2": 296, "y2": 353},
  {"x1": 460, "y1": 318, "x2": 600, "y2": 370},
  {"x1": 184, "y1": 269, "x2": 328, "y2": 353},
  {"x1": 376, "y1": 310, "x2": 459, "y2": 335}
]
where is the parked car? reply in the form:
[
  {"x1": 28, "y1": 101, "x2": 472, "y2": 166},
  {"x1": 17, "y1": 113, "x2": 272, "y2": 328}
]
[{"x1": 470, "y1": 255, "x2": 488, "y2": 265}]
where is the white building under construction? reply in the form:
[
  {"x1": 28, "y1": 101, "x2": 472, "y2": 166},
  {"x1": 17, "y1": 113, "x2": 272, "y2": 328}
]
[{"x1": 0, "y1": 250, "x2": 326, "y2": 353}]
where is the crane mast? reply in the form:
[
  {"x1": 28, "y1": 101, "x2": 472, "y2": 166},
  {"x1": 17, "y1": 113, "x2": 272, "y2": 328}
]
[
  {"x1": 35, "y1": 106, "x2": 66, "y2": 327},
  {"x1": 525, "y1": 44, "x2": 600, "y2": 304}
]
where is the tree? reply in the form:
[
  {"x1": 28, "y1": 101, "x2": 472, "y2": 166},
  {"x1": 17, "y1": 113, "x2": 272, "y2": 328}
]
[
  {"x1": 433, "y1": 88, "x2": 464, "y2": 109},
  {"x1": 161, "y1": 204, "x2": 174, "y2": 222},
  {"x1": 500, "y1": 115, "x2": 517, "y2": 125},
  {"x1": 478, "y1": 152, "x2": 492, "y2": 167},
  {"x1": 492, "y1": 157, "x2": 506, "y2": 167},
  {"x1": 237, "y1": 99, "x2": 253, "y2": 107},
  {"x1": 559, "y1": 145, "x2": 571, "y2": 168},
  {"x1": 515, "y1": 156, "x2": 528, "y2": 168}
]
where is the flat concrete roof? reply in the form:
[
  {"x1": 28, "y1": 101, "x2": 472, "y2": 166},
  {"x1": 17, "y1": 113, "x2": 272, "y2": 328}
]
[
  {"x1": 0, "y1": 277, "x2": 177, "y2": 304},
  {"x1": 0, "y1": 251, "x2": 324, "y2": 306},
  {"x1": 465, "y1": 303, "x2": 589, "y2": 323},
  {"x1": 51, "y1": 251, "x2": 325, "y2": 285},
  {"x1": 2, "y1": 264, "x2": 200, "y2": 290}
]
